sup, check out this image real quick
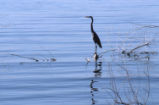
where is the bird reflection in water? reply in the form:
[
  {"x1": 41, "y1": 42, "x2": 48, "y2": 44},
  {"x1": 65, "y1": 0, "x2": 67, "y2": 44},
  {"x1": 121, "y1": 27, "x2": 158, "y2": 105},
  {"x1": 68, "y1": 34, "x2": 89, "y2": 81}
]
[
  {"x1": 89, "y1": 53, "x2": 103, "y2": 105},
  {"x1": 93, "y1": 52, "x2": 103, "y2": 77},
  {"x1": 90, "y1": 79, "x2": 98, "y2": 105}
]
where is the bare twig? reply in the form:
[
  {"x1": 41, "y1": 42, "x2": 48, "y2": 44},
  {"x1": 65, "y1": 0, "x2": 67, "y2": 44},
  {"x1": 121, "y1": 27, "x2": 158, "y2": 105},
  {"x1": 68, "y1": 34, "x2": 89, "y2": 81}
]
[
  {"x1": 11, "y1": 54, "x2": 39, "y2": 62},
  {"x1": 10, "y1": 54, "x2": 56, "y2": 62},
  {"x1": 99, "y1": 49, "x2": 116, "y2": 57},
  {"x1": 121, "y1": 42, "x2": 151, "y2": 58},
  {"x1": 143, "y1": 62, "x2": 150, "y2": 105},
  {"x1": 108, "y1": 63, "x2": 127, "y2": 105},
  {"x1": 129, "y1": 42, "x2": 150, "y2": 53},
  {"x1": 107, "y1": 62, "x2": 150, "y2": 105},
  {"x1": 129, "y1": 23, "x2": 159, "y2": 30},
  {"x1": 119, "y1": 65, "x2": 139, "y2": 104},
  {"x1": 138, "y1": 25, "x2": 159, "y2": 30}
]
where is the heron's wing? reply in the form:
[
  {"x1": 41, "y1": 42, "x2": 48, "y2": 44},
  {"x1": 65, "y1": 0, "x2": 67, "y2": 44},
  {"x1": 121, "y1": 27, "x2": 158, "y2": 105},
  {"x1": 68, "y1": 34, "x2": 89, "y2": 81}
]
[{"x1": 94, "y1": 32, "x2": 102, "y2": 48}]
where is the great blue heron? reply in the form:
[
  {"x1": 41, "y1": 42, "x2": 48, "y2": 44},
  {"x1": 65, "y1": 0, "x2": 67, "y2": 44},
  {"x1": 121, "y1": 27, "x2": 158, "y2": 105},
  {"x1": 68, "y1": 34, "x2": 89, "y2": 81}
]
[{"x1": 85, "y1": 16, "x2": 102, "y2": 52}]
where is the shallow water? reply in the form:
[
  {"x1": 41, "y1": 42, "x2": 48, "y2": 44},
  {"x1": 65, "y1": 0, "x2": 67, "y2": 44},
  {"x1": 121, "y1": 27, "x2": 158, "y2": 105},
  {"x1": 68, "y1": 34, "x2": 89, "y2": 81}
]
[{"x1": 0, "y1": 0, "x2": 159, "y2": 105}]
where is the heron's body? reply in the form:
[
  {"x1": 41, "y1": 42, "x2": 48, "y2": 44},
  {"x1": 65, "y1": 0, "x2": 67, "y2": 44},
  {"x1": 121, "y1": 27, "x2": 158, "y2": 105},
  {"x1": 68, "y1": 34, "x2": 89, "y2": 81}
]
[
  {"x1": 86, "y1": 16, "x2": 102, "y2": 52},
  {"x1": 91, "y1": 31, "x2": 102, "y2": 48}
]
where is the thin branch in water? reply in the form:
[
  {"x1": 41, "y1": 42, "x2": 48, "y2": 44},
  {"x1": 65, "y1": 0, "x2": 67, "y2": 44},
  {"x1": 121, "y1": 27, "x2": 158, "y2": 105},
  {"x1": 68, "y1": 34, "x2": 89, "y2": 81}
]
[
  {"x1": 138, "y1": 25, "x2": 159, "y2": 29},
  {"x1": 11, "y1": 54, "x2": 39, "y2": 62},
  {"x1": 129, "y1": 42, "x2": 150, "y2": 53},
  {"x1": 119, "y1": 65, "x2": 139, "y2": 104},
  {"x1": 10, "y1": 54, "x2": 56, "y2": 62},
  {"x1": 99, "y1": 49, "x2": 116, "y2": 57}
]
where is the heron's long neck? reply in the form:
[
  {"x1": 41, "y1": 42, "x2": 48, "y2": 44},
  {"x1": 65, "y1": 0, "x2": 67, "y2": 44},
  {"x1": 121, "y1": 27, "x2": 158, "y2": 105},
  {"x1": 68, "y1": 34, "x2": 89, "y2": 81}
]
[{"x1": 90, "y1": 18, "x2": 94, "y2": 33}]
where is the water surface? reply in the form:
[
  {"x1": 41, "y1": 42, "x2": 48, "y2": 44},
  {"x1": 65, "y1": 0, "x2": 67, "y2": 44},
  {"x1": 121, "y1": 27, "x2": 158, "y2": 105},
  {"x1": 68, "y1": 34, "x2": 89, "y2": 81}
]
[{"x1": 0, "y1": 0, "x2": 159, "y2": 105}]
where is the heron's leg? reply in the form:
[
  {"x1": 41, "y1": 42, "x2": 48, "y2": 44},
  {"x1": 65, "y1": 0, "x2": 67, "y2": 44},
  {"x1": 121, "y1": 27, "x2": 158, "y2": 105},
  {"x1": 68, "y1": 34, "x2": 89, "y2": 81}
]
[{"x1": 95, "y1": 44, "x2": 97, "y2": 53}]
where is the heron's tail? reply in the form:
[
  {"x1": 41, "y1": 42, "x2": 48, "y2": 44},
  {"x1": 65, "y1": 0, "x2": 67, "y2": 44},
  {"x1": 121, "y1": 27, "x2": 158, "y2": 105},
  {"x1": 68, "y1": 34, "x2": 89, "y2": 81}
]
[{"x1": 98, "y1": 42, "x2": 102, "y2": 48}]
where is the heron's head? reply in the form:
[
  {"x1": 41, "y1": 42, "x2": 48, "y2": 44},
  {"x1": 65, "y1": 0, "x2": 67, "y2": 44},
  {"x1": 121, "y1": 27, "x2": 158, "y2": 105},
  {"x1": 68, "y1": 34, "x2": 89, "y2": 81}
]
[{"x1": 85, "y1": 16, "x2": 93, "y2": 19}]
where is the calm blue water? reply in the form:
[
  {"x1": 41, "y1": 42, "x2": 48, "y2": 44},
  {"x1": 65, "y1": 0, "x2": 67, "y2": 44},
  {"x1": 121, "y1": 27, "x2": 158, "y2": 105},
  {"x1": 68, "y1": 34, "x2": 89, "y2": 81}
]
[{"x1": 0, "y1": 0, "x2": 159, "y2": 105}]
